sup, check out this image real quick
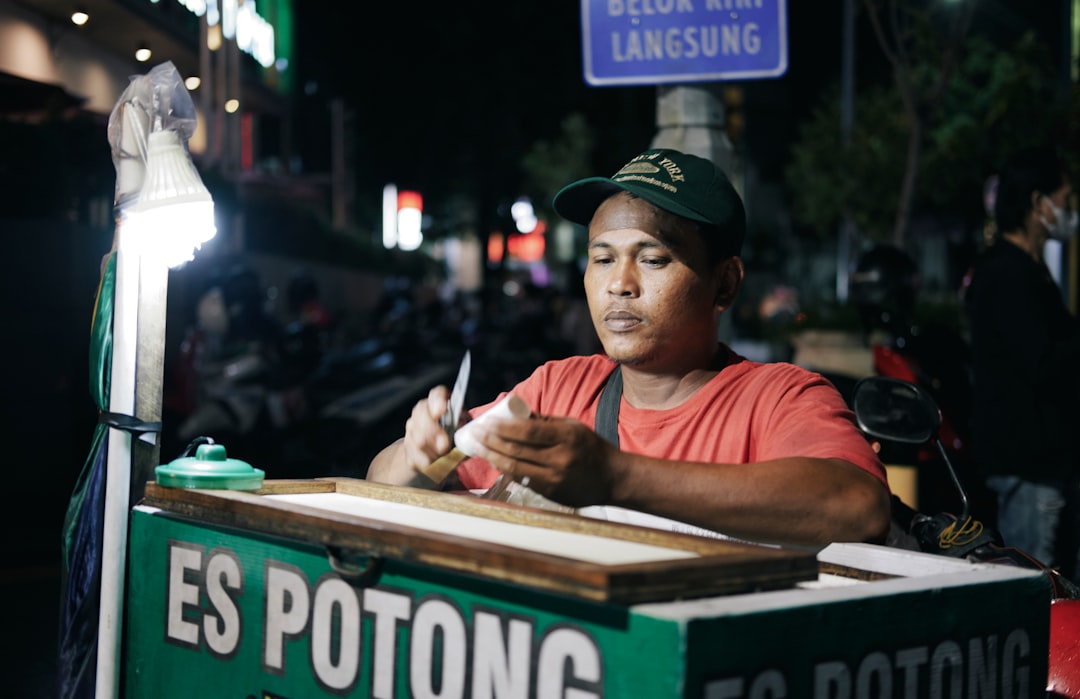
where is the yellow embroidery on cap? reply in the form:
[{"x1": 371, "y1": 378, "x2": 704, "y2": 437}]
[
  {"x1": 657, "y1": 157, "x2": 686, "y2": 183},
  {"x1": 616, "y1": 162, "x2": 661, "y2": 176},
  {"x1": 612, "y1": 174, "x2": 678, "y2": 193}
]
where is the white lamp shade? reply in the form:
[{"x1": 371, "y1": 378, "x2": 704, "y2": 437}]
[{"x1": 128, "y1": 130, "x2": 216, "y2": 267}]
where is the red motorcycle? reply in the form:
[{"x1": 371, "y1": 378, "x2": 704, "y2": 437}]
[
  {"x1": 848, "y1": 244, "x2": 984, "y2": 516},
  {"x1": 852, "y1": 376, "x2": 1080, "y2": 698}
]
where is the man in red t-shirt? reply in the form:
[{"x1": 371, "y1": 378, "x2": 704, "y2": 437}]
[{"x1": 367, "y1": 148, "x2": 891, "y2": 548}]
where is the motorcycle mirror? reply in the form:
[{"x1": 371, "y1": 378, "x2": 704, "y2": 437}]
[
  {"x1": 852, "y1": 375, "x2": 971, "y2": 521},
  {"x1": 852, "y1": 376, "x2": 942, "y2": 445}
]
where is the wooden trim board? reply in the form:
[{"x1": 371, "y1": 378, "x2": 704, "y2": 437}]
[{"x1": 141, "y1": 478, "x2": 819, "y2": 604}]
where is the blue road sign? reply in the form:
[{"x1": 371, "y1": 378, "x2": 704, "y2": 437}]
[{"x1": 582, "y1": 0, "x2": 788, "y2": 87}]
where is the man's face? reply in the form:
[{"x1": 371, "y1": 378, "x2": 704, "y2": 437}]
[{"x1": 584, "y1": 192, "x2": 725, "y2": 370}]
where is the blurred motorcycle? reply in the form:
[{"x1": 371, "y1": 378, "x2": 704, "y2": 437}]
[
  {"x1": 848, "y1": 244, "x2": 983, "y2": 516},
  {"x1": 162, "y1": 266, "x2": 468, "y2": 477}
]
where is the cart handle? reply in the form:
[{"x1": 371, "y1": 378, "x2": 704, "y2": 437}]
[{"x1": 326, "y1": 546, "x2": 385, "y2": 587}]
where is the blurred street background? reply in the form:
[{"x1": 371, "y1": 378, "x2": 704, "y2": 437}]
[{"x1": 1, "y1": 0, "x2": 1076, "y2": 695}]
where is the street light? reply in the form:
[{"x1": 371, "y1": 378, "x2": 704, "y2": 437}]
[
  {"x1": 95, "y1": 61, "x2": 216, "y2": 698},
  {"x1": 397, "y1": 190, "x2": 423, "y2": 251}
]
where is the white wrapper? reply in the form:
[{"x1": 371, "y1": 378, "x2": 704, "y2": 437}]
[{"x1": 454, "y1": 393, "x2": 530, "y2": 456}]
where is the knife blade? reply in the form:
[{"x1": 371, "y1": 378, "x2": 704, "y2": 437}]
[
  {"x1": 442, "y1": 349, "x2": 470, "y2": 439},
  {"x1": 410, "y1": 351, "x2": 471, "y2": 487}
]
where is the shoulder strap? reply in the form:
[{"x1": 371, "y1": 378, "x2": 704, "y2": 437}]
[{"x1": 595, "y1": 364, "x2": 622, "y2": 447}]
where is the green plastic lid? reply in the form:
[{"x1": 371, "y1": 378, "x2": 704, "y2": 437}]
[{"x1": 155, "y1": 443, "x2": 265, "y2": 490}]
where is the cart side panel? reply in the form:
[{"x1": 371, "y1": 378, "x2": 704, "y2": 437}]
[
  {"x1": 680, "y1": 574, "x2": 1051, "y2": 698},
  {"x1": 124, "y1": 507, "x2": 687, "y2": 698}
]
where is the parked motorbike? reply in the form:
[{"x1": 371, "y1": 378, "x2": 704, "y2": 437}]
[
  {"x1": 852, "y1": 375, "x2": 1080, "y2": 698},
  {"x1": 848, "y1": 244, "x2": 983, "y2": 516}
]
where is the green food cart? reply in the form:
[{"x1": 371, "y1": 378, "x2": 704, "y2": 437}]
[{"x1": 123, "y1": 478, "x2": 1050, "y2": 698}]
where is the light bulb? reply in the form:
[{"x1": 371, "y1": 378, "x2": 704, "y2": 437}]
[{"x1": 127, "y1": 131, "x2": 216, "y2": 268}]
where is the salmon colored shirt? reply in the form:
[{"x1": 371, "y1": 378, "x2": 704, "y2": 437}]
[{"x1": 456, "y1": 346, "x2": 889, "y2": 493}]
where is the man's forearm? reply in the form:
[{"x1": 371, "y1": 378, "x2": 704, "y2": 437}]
[{"x1": 366, "y1": 439, "x2": 409, "y2": 484}]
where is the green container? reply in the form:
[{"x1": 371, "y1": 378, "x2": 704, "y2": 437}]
[{"x1": 155, "y1": 443, "x2": 264, "y2": 490}]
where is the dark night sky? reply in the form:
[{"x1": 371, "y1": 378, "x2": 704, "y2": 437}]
[
  {"x1": 290, "y1": 2, "x2": 1064, "y2": 226},
  {"x1": 292, "y1": 2, "x2": 656, "y2": 218}
]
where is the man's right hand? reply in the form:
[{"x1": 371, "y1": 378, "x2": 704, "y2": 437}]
[{"x1": 366, "y1": 385, "x2": 454, "y2": 486}]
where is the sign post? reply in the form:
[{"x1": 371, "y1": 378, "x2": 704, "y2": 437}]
[{"x1": 582, "y1": 0, "x2": 788, "y2": 87}]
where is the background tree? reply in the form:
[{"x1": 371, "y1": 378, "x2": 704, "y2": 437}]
[
  {"x1": 786, "y1": 83, "x2": 908, "y2": 244},
  {"x1": 862, "y1": 0, "x2": 977, "y2": 248},
  {"x1": 521, "y1": 112, "x2": 595, "y2": 225},
  {"x1": 921, "y1": 31, "x2": 1059, "y2": 225},
  {"x1": 786, "y1": 25, "x2": 1061, "y2": 252}
]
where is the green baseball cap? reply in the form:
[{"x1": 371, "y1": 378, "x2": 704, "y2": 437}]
[{"x1": 552, "y1": 148, "x2": 746, "y2": 256}]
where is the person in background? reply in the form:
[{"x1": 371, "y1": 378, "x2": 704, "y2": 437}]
[
  {"x1": 165, "y1": 263, "x2": 285, "y2": 454},
  {"x1": 286, "y1": 268, "x2": 333, "y2": 337},
  {"x1": 367, "y1": 148, "x2": 892, "y2": 548},
  {"x1": 965, "y1": 146, "x2": 1080, "y2": 577},
  {"x1": 281, "y1": 268, "x2": 334, "y2": 379}
]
